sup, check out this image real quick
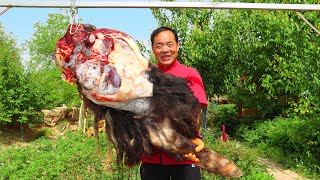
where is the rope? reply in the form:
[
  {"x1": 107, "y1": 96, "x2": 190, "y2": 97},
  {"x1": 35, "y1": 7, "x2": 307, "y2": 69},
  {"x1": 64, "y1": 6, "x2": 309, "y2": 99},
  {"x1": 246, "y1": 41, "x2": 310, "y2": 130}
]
[
  {"x1": 0, "y1": 6, "x2": 12, "y2": 16},
  {"x1": 294, "y1": 11, "x2": 320, "y2": 36},
  {"x1": 69, "y1": 0, "x2": 80, "y2": 34}
]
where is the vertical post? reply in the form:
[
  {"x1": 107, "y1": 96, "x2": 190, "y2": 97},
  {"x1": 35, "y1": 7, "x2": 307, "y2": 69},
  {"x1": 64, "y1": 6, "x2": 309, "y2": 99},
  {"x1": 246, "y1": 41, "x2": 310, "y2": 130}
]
[
  {"x1": 201, "y1": 106, "x2": 207, "y2": 137},
  {"x1": 221, "y1": 124, "x2": 227, "y2": 142},
  {"x1": 78, "y1": 99, "x2": 83, "y2": 132},
  {"x1": 20, "y1": 122, "x2": 25, "y2": 141}
]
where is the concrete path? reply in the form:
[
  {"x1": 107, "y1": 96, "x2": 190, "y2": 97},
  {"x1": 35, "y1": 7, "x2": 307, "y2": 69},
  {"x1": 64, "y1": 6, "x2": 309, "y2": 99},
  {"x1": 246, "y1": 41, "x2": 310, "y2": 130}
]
[{"x1": 257, "y1": 158, "x2": 307, "y2": 180}]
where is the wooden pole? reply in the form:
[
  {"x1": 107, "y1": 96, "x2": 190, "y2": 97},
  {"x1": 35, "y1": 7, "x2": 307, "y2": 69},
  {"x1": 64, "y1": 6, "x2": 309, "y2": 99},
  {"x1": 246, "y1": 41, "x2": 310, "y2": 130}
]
[
  {"x1": 295, "y1": 11, "x2": 320, "y2": 35},
  {"x1": 0, "y1": 6, "x2": 11, "y2": 16},
  {"x1": 78, "y1": 99, "x2": 84, "y2": 132}
]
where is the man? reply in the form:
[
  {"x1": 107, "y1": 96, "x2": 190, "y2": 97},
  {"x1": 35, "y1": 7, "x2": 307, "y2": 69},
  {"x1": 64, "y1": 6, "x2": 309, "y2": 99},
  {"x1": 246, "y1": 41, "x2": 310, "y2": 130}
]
[{"x1": 140, "y1": 27, "x2": 208, "y2": 180}]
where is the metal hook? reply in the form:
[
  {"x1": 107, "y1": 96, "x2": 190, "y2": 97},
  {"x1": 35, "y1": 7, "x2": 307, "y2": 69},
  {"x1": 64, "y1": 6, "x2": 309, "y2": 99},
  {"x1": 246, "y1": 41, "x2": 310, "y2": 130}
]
[{"x1": 69, "y1": 0, "x2": 80, "y2": 34}]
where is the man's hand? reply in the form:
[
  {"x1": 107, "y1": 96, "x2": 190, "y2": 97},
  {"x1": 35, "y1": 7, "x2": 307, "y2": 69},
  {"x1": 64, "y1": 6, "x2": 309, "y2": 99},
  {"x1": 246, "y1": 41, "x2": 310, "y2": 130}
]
[
  {"x1": 191, "y1": 138, "x2": 204, "y2": 152},
  {"x1": 184, "y1": 138, "x2": 204, "y2": 163},
  {"x1": 184, "y1": 153, "x2": 200, "y2": 163}
]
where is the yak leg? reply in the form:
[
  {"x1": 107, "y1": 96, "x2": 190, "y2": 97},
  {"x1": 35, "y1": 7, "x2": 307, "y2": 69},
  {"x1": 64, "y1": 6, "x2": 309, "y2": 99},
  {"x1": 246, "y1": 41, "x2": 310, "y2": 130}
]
[
  {"x1": 146, "y1": 118, "x2": 243, "y2": 178},
  {"x1": 195, "y1": 148, "x2": 243, "y2": 178}
]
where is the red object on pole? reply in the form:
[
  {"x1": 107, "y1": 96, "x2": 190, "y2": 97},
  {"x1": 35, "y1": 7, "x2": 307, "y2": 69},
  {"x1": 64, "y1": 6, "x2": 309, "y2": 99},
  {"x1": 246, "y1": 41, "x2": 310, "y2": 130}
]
[{"x1": 221, "y1": 124, "x2": 227, "y2": 142}]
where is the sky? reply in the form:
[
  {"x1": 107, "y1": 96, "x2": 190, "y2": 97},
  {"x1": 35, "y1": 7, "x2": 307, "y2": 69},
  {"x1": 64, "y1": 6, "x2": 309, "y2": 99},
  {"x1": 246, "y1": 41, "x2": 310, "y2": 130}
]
[{"x1": 0, "y1": 1, "x2": 158, "y2": 48}]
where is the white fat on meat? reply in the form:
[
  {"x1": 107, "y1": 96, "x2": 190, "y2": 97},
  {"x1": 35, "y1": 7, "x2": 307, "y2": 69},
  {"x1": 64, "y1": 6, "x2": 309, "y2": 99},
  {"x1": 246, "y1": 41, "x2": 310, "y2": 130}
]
[
  {"x1": 76, "y1": 60, "x2": 101, "y2": 90},
  {"x1": 106, "y1": 39, "x2": 153, "y2": 99},
  {"x1": 89, "y1": 94, "x2": 151, "y2": 115}
]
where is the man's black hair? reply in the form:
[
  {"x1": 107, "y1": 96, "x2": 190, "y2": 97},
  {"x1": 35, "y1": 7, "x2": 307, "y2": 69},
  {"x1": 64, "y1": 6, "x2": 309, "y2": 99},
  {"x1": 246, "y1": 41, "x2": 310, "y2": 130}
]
[{"x1": 150, "y1": 27, "x2": 179, "y2": 45}]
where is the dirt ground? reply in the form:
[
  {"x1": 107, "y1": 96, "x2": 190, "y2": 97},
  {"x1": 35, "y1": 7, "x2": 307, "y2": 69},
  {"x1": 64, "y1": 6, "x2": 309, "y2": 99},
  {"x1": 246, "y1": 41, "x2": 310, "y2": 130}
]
[
  {"x1": 0, "y1": 123, "x2": 68, "y2": 150},
  {"x1": 0, "y1": 123, "x2": 40, "y2": 147},
  {"x1": 257, "y1": 158, "x2": 307, "y2": 180}
]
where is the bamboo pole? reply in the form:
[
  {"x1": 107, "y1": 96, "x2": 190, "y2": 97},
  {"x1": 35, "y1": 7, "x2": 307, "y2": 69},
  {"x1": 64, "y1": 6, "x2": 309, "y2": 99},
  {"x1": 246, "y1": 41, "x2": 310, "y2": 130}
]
[
  {"x1": 295, "y1": 11, "x2": 320, "y2": 36},
  {"x1": 0, "y1": 6, "x2": 11, "y2": 16},
  {"x1": 78, "y1": 99, "x2": 84, "y2": 132},
  {"x1": 0, "y1": 1, "x2": 319, "y2": 11}
]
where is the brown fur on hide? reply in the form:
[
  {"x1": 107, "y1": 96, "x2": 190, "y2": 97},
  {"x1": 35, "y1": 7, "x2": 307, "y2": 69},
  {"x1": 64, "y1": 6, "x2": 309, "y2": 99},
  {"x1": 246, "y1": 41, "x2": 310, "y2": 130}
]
[
  {"x1": 80, "y1": 68, "x2": 242, "y2": 179},
  {"x1": 79, "y1": 66, "x2": 200, "y2": 166},
  {"x1": 78, "y1": 66, "x2": 243, "y2": 179}
]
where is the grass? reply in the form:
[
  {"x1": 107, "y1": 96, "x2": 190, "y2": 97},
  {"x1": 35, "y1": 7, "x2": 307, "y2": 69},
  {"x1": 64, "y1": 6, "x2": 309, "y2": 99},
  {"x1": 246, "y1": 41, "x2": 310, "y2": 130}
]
[
  {"x1": 0, "y1": 125, "x2": 273, "y2": 179},
  {"x1": 0, "y1": 130, "x2": 132, "y2": 179}
]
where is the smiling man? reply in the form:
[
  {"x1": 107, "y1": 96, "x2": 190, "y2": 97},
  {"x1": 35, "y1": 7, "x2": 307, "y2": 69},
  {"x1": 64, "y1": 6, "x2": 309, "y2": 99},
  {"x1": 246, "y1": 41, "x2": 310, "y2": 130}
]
[{"x1": 140, "y1": 27, "x2": 208, "y2": 180}]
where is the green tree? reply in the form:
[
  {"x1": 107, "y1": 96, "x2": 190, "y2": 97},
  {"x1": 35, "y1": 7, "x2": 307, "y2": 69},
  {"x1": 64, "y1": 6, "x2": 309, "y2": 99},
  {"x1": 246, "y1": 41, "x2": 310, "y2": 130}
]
[
  {"x1": 0, "y1": 13, "x2": 81, "y2": 125},
  {"x1": 25, "y1": 13, "x2": 80, "y2": 110},
  {"x1": 27, "y1": 13, "x2": 71, "y2": 68},
  {"x1": 0, "y1": 24, "x2": 38, "y2": 124},
  {"x1": 151, "y1": 0, "x2": 320, "y2": 118}
]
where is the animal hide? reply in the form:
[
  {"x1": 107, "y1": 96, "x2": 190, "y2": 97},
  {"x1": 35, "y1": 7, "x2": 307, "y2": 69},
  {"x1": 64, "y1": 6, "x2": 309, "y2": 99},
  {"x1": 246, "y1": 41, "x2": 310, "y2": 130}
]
[{"x1": 54, "y1": 24, "x2": 243, "y2": 178}]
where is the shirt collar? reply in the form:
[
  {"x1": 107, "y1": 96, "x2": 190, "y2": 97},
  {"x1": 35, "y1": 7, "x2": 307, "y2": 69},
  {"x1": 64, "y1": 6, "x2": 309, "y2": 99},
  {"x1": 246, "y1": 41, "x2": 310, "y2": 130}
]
[{"x1": 158, "y1": 59, "x2": 180, "y2": 72}]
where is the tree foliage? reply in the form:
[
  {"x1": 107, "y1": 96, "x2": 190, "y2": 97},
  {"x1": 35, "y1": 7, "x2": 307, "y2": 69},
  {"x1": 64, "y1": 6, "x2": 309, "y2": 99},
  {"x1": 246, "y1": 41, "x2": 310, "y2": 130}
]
[
  {"x1": 151, "y1": 0, "x2": 320, "y2": 118},
  {"x1": 0, "y1": 24, "x2": 40, "y2": 124},
  {"x1": 25, "y1": 13, "x2": 80, "y2": 110},
  {"x1": 27, "y1": 13, "x2": 71, "y2": 68},
  {"x1": 0, "y1": 13, "x2": 81, "y2": 125}
]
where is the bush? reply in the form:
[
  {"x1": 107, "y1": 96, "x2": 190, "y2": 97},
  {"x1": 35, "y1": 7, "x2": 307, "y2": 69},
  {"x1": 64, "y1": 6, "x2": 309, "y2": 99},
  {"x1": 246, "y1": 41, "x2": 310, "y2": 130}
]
[
  {"x1": 240, "y1": 115, "x2": 320, "y2": 177},
  {"x1": 202, "y1": 129, "x2": 273, "y2": 179},
  {"x1": 206, "y1": 103, "x2": 240, "y2": 137},
  {"x1": 25, "y1": 66, "x2": 81, "y2": 110}
]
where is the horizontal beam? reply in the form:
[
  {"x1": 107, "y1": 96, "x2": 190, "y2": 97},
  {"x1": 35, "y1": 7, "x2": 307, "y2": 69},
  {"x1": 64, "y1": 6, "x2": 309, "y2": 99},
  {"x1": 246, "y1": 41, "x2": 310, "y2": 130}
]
[{"x1": 0, "y1": 1, "x2": 320, "y2": 11}]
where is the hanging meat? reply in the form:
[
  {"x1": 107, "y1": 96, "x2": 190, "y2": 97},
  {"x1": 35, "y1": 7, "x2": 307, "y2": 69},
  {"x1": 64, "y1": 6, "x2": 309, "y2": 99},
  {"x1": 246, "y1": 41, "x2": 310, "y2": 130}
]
[{"x1": 54, "y1": 24, "x2": 243, "y2": 178}]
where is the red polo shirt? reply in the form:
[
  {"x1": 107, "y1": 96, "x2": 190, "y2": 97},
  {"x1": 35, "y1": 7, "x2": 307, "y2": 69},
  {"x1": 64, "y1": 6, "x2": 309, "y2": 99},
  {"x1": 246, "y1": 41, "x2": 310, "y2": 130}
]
[
  {"x1": 158, "y1": 60, "x2": 208, "y2": 108},
  {"x1": 141, "y1": 60, "x2": 208, "y2": 165}
]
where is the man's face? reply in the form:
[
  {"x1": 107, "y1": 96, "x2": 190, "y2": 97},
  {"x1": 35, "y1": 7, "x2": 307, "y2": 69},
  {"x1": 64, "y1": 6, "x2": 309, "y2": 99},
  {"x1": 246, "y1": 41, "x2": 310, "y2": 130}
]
[{"x1": 152, "y1": 30, "x2": 179, "y2": 68}]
